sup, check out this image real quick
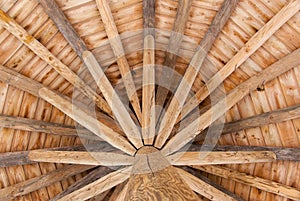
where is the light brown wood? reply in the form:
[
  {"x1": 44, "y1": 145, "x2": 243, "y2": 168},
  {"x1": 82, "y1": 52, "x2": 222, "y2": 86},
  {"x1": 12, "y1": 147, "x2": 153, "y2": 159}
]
[
  {"x1": 108, "y1": 182, "x2": 127, "y2": 201},
  {"x1": 115, "y1": 183, "x2": 129, "y2": 201},
  {"x1": 38, "y1": 87, "x2": 137, "y2": 155},
  {"x1": 0, "y1": 9, "x2": 111, "y2": 116},
  {"x1": 181, "y1": 0, "x2": 300, "y2": 119},
  {"x1": 162, "y1": 48, "x2": 300, "y2": 155},
  {"x1": 57, "y1": 167, "x2": 132, "y2": 201},
  {"x1": 95, "y1": 0, "x2": 142, "y2": 122},
  {"x1": 82, "y1": 51, "x2": 143, "y2": 149},
  {"x1": 142, "y1": 35, "x2": 155, "y2": 145},
  {"x1": 28, "y1": 150, "x2": 134, "y2": 166},
  {"x1": 154, "y1": 0, "x2": 239, "y2": 148},
  {"x1": 176, "y1": 168, "x2": 238, "y2": 201},
  {"x1": 167, "y1": 151, "x2": 276, "y2": 166},
  {"x1": 194, "y1": 165, "x2": 300, "y2": 201}
]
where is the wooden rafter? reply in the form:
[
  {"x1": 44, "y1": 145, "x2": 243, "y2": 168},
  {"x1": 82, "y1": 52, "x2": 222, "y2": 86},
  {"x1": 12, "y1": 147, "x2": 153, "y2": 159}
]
[
  {"x1": 95, "y1": 0, "x2": 142, "y2": 122},
  {"x1": 0, "y1": 165, "x2": 94, "y2": 201},
  {"x1": 57, "y1": 167, "x2": 132, "y2": 201},
  {"x1": 181, "y1": 0, "x2": 300, "y2": 119},
  {"x1": 154, "y1": 0, "x2": 239, "y2": 148},
  {"x1": 176, "y1": 168, "x2": 238, "y2": 201},
  {"x1": 37, "y1": 0, "x2": 143, "y2": 149},
  {"x1": 0, "y1": 9, "x2": 112, "y2": 116},
  {"x1": 142, "y1": 0, "x2": 155, "y2": 144},
  {"x1": 115, "y1": 183, "x2": 129, "y2": 201},
  {"x1": 194, "y1": 165, "x2": 300, "y2": 201},
  {"x1": 162, "y1": 48, "x2": 300, "y2": 155}
]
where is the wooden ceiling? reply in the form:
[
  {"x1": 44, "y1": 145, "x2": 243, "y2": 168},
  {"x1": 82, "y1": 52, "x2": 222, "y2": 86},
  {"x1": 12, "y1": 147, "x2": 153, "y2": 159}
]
[{"x1": 0, "y1": 0, "x2": 300, "y2": 200}]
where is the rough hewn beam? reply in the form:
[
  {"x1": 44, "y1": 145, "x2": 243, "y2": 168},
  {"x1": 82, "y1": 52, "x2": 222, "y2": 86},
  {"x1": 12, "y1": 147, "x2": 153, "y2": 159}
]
[
  {"x1": 181, "y1": 0, "x2": 300, "y2": 118},
  {"x1": 154, "y1": 0, "x2": 239, "y2": 148},
  {"x1": 194, "y1": 165, "x2": 300, "y2": 201},
  {"x1": 143, "y1": 0, "x2": 155, "y2": 36},
  {"x1": 167, "y1": 151, "x2": 276, "y2": 165},
  {"x1": 162, "y1": 48, "x2": 300, "y2": 155},
  {"x1": 0, "y1": 9, "x2": 111, "y2": 115},
  {"x1": 0, "y1": 165, "x2": 94, "y2": 201},
  {"x1": 176, "y1": 168, "x2": 238, "y2": 201},
  {"x1": 95, "y1": 0, "x2": 142, "y2": 122},
  {"x1": 57, "y1": 167, "x2": 132, "y2": 201}
]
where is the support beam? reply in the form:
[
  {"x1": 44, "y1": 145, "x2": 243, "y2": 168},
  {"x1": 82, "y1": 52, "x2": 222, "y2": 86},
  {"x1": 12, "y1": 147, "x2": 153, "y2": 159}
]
[
  {"x1": 57, "y1": 167, "x2": 132, "y2": 201},
  {"x1": 176, "y1": 168, "x2": 238, "y2": 201},
  {"x1": 95, "y1": 0, "x2": 142, "y2": 122},
  {"x1": 154, "y1": 0, "x2": 239, "y2": 148},
  {"x1": 193, "y1": 165, "x2": 300, "y2": 201},
  {"x1": 39, "y1": 87, "x2": 136, "y2": 155},
  {"x1": 115, "y1": 183, "x2": 129, "y2": 201},
  {"x1": 52, "y1": 166, "x2": 113, "y2": 201},
  {"x1": 142, "y1": 0, "x2": 155, "y2": 144},
  {"x1": 0, "y1": 165, "x2": 94, "y2": 201},
  {"x1": 167, "y1": 151, "x2": 276, "y2": 166},
  {"x1": 162, "y1": 48, "x2": 300, "y2": 155},
  {"x1": 181, "y1": 0, "x2": 300, "y2": 118},
  {"x1": 0, "y1": 9, "x2": 111, "y2": 116}
]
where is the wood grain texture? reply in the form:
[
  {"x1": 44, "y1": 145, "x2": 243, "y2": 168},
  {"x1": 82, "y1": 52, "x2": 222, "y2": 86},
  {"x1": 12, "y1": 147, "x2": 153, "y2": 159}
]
[
  {"x1": 143, "y1": 0, "x2": 155, "y2": 36},
  {"x1": 115, "y1": 182, "x2": 129, "y2": 201},
  {"x1": 194, "y1": 165, "x2": 300, "y2": 201},
  {"x1": 154, "y1": 0, "x2": 239, "y2": 148},
  {"x1": 181, "y1": 0, "x2": 300, "y2": 118},
  {"x1": 162, "y1": 48, "x2": 300, "y2": 155}
]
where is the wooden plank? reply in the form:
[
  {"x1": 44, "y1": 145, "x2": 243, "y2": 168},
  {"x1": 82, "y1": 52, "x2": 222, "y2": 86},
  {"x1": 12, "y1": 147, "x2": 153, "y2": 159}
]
[
  {"x1": 143, "y1": 0, "x2": 155, "y2": 36},
  {"x1": 181, "y1": 0, "x2": 300, "y2": 119},
  {"x1": 115, "y1": 183, "x2": 129, "y2": 201},
  {"x1": 57, "y1": 167, "x2": 132, "y2": 201},
  {"x1": 0, "y1": 9, "x2": 112, "y2": 116},
  {"x1": 176, "y1": 168, "x2": 238, "y2": 201},
  {"x1": 155, "y1": 0, "x2": 192, "y2": 125},
  {"x1": 38, "y1": 87, "x2": 136, "y2": 155},
  {"x1": 95, "y1": 0, "x2": 142, "y2": 122},
  {"x1": 108, "y1": 182, "x2": 127, "y2": 201},
  {"x1": 52, "y1": 166, "x2": 112, "y2": 201},
  {"x1": 194, "y1": 165, "x2": 300, "y2": 201},
  {"x1": 154, "y1": 0, "x2": 239, "y2": 148},
  {"x1": 167, "y1": 151, "x2": 276, "y2": 166},
  {"x1": 82, "y1": 51, "x2": 143, "y2": 149},
  {"x1": 0, "y1": 165, "x2": 94, "y2": 201},
  {"x1": 162, "y1": 48, "x2": 300, "y2": 155}
]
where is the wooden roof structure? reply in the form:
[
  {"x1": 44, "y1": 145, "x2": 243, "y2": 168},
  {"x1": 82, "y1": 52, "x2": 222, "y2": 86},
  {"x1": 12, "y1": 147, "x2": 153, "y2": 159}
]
[{"x1": 0, "y1": 0, "x2": 300, "y2": 200}]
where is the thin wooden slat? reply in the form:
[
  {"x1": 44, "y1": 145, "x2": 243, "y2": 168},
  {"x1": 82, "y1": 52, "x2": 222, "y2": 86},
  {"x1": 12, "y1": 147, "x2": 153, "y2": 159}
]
[
  {"x1": 82, "y1": 51, "x2": 143, "y2": 149},
  {"x1": 108, "y1": 182, "x2": 127, "y2": 201},
  {"x1": 176, "y1": 168, "x2": 238, "y2": 201},
  {"x1": 95, "y1": 0, "x2": 142, "y2": 122},
  {"x1": 154, "y1": 0, "x2": 239, "y2": 148},
  {"x1": 143, "y1": 0, "x2": 155, "y2": 36},
  {"x1": 57, "y1": 167, "x2": 132, "y2": 201},
  {"x1": 162, "y1": 48, "x2": 300, "y2": 156},
  {"x1": 0, "y1": 165, "x2": 94, "y2": 201},
  {"x1": 0, "y1": 9, "x2": 112, "y2": 116},
  {"x1": 38, "y1": 87, "x2": 136, "y2": 155},
  {"x1": 194, "y1": 165, "x2": 300, "y2": 201},
  {"x1": 181, "y1": 0, "x2": 300, "y2": 119},
  {"x1": 115, "y1": 183, "x2": 129, "y2": 201}
]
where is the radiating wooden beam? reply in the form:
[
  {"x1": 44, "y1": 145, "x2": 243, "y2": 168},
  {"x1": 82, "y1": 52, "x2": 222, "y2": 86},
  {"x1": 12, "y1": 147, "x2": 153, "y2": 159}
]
[
  {"x1": 162, "y1": 48, "x2": 300, "y2": 155},
  {"x1": 167, "y1": 151, "x2": 276, "y2": 166},
  {"x1": 194, "y1": 165, "x2": 300, "y2": 201},
  {"x1": 115, "y1": 183, "x2": 129, "y2": 201},
  {"x1": 57, "y1": 167, "x2": 132, "y2": 201},
  {"x1": 176, "y1": 168, "x2": 238, "y2": 201},
  {"x1": 142, "y1": 0, "x2": 156, "y2": 144},
  {"x1": 154, "y1": 0, "x2": 239, "y2": 148},
  {"x1": 0, "y1": 9, "x2": 111, "y2": 116},
  {"x1": 52, "y1": 166, "x2": 113, "y2": 201},
  {"x1": 95, "y1": 0, "x2": 142, "y2": 122},
  {"x1": 155, "y1": 0, "x2": 192, "y2": 125},
  {"x1": 0, "y1": 165, "x2": 94, "y2": 201},
  {"x1": 39, "y1": 87, "x2": 136, "y2": 155},
  {"x1": 181, "y1": 0, "x2": 300, "y2": 118}
]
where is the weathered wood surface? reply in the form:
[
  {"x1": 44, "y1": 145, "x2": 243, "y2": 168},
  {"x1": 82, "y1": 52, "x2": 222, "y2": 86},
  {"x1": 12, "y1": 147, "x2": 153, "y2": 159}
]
[
  {"x1": 143, "y1": 0, "x2": 155, "y2": 36},
  {"x1": 0, "y1": 9, "x2": 111, "y2": 115},
  {"x1": 0, "y1": 165, "x2": 94, "y2": 201},
  {"x1": 154, "y1": 0, "x2": 239, "y2": 148},
  {"x1": 115, "y1": 183, "x2": 129, "y2": 201},
  {"x1": 181, "y1": 0, "x2": 300, "y2": 118},
  {"x1": 57, "y1": 167, "x2": 132, "y2": 201},
  {"x1": 162, "y1": 48, "x2": 300, "y2": 155},
  {"x1": 194, "y1": 165, "x2": 300, "y2": 201},
  {"x1": 177, "y1": 168, "x2": 238, "y2": 201}
]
